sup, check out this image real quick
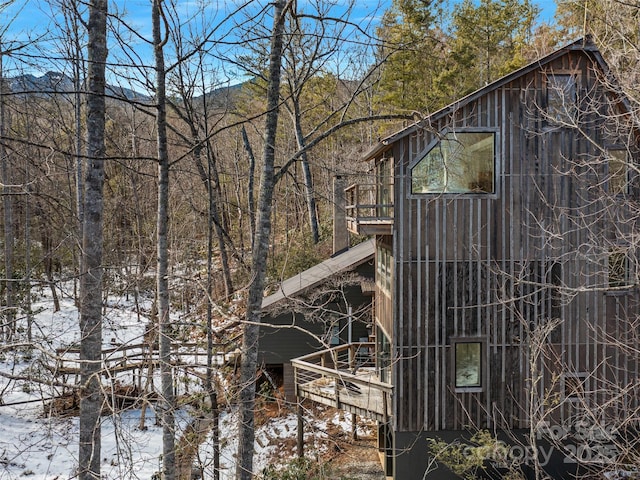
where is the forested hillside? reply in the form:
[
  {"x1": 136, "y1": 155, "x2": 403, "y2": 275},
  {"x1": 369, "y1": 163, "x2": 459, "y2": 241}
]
[{"x1": 0, "y1": 0, "x2": 638, "y2": 478}]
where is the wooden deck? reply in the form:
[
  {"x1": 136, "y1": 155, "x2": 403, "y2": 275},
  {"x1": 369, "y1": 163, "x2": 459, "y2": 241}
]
[
  {"x1": 345, "y1": 183, "x2": 393, "y2": 236},
  {"x1": 292, "y1": 343, "x2": 392, "y2": 422}
]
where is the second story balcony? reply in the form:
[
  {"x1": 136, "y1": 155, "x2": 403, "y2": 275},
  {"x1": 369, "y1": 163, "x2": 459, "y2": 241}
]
[{"x1": 345, "y1": 182, "x2": 394, "y2": 236}]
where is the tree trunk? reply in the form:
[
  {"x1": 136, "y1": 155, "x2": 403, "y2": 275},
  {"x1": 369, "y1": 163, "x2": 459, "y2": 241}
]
[
  {"x1": 24, "y1": 164, "x2": 32, "y2": 343},
  {"x1": 0, "y1": 44, "x2": 14, "y2": 340},
  {"x1": 22, "y1": 99, "x2": 33, "y2": 342},
  {"x1": 62, "y1": 0, "x2": 86, "y2": 304},
  {"x1": 241, "y1": 125, "x2": 257, "y2": 249},
  {"x1": 190, "y1": 135, "x2": 234, "y2": 299},
  {"x1": 198, "y1": 63, "x2": 233, "y2": 298},
  {"x1": 206, "y1": 149, "x2": 220, "y2": 480},
  {"x1": 37, "y1": 211, "x2": 60, "y2": 313},
  {"x1": 152, "y1": 1, "x2": 175, "y2": 479},
  {"x1": 235, "y1": 1, "x2": 286, "y2": 478},
  {"x1": 292, "y1": 99, "x2": 319, "y2": 244},
  {"x1": 205, "y1": 144, "x2": 233, "y2": 299},
  {"x1": 74, "y1": 16, "x2": 84, "y2": 305},
  {"x1": 78, "y1": 1, "x2": 107, "y2": 478}
]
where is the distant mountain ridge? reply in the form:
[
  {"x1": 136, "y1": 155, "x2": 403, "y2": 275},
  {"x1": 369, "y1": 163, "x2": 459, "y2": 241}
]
[
  {"x1": 6, "y1": 71, "x2": 148, "y2": 101},
  {"x1": 5, "y1": 71, "x2": 247, "y2": 108},
  {"x1": 199, "y1": 81, "x2": 246, "y2": 109}
]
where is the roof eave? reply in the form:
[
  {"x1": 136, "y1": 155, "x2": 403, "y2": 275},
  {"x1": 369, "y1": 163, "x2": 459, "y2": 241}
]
[{"x1": 361, "y1": 36, "x2": 608, "y2": 162}]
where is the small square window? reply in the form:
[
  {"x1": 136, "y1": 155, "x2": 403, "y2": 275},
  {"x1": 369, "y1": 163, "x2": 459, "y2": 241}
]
[
  {"x1": 609, "y1": 248, "x2": 630, "y2": 289},
  {"x1": 454, "y1": 341, "x2": 483, "y2": 389},
  {"x1": 563, "y1": 373, "x2": 588, "y2": 401}
]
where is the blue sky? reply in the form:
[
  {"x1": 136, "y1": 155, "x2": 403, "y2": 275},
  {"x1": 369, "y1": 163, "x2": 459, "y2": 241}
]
[
  {"x1": 4, "y1": 0, "x2": 558, "y2": 37},
  {"x1": 537, "y1": 0, "x2": 558, "y2": 21},
  {"x1": 2, "y1": 0, "x2": 558, "y2": 86},
  {"x1": 1, "y1": 0, "x2": 391, "y2": 87}
]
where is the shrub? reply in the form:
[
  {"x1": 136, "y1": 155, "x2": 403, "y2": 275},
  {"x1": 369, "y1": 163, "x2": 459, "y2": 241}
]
[{"x1": 260, "y1": 457, "x2": 355, "y2": 480}]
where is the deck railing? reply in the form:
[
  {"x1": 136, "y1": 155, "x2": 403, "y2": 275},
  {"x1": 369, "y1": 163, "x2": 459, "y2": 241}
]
[
  {"x1": 345, "y1": 183, "x2": 393, "y2": 235},
  {"x1": 292, "y1": 343, "x2": 392, "y2": 422},
  {"x1": 51, "y1": 334, "x2": 242, "y2": 387}
]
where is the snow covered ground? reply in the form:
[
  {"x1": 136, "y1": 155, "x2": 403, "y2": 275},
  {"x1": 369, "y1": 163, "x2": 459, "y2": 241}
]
[{"x1": 0, "y1": 285, "x2": 368, "y2": 479}]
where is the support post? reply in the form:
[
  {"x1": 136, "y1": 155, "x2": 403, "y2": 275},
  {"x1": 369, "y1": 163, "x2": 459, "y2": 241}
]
[
  {"x1": 332, "y1": 175, "x2": 349, "y2": 255},
  {"x1": 296, "y1": 401, "x2": 304, "y2": 458},
  {"x1": 351, "y1": 413, "x2": 357, "y2": 440}
]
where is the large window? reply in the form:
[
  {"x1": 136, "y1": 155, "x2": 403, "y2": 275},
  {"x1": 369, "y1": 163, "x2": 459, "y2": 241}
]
[
  {"x1": 411, "y1": 131, "x2": 495, "y2": 194},
  {"x1": 454, "y1": 341, "x2": 483, "y2": 390}
]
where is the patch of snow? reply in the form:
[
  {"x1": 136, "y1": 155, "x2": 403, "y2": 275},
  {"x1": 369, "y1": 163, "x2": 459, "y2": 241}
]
[{"x1": 0, "y1": 284, "x2": 357, "y2": 479}]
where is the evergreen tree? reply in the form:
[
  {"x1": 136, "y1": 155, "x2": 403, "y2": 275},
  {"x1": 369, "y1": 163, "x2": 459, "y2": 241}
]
[
  {"x1": 442, "y1": 0, "x2": 539, "y2": 94},
  {"x1": 374, "y1": 0, "x2": 451, "y2": 115},
  {"x1": 375, "y1": 0, "x2": 540, "y2": 116}
]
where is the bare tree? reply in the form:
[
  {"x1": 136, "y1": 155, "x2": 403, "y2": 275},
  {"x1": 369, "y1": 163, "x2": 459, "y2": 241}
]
[
  {"x1": 58, "y1": 0, "x2": 87, "y2": 301},
  {"x1": 0, "y1": 35, "x2": 14, "y2": 340},
  {"x1": 236, "y1": 1, "x2": 287, "y2": 478},
  {"x1": 78, "y1": 0, "x2": 107, "y2": 478},
  {"x1": 151, "y1": 0, "x2": 176, "y2": 478},
  {"x1": 167, "y1": 42, "x2": 235, "y2": 299}
]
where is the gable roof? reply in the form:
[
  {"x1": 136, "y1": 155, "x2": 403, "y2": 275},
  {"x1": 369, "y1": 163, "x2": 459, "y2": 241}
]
[
  {"x1": 261, "y1": 238, "x2": 375, "y2": 309},
  {"x1": 363, "y1": 36, "x2": 613, "y2": 161}
]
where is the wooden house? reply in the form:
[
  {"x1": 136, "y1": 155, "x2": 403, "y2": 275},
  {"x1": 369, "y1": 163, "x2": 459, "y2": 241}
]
[
  {"x1": 292, "y1": 37, "x2": 640, "y2": 479},
  {"x1": 259, "y1": 239, "x2": 375, "y2": 401}
]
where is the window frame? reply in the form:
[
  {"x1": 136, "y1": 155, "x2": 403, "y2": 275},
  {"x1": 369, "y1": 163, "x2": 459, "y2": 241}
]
[
  {"x1": 562, "y1": 372, "x2": 589, "y2": 403},
  {"x1": 407, "y1": 128, "x2": 500, "y2": 199},
  {"x1": 377, "y1": 326, "x2": 392, "y2": 384},
  {"x1": 328, "y1": 323, "x2": 340, "y2": 346},
  {"x1": 376, "y1": 156, "x2": 394, "y2": 218},
  {"x1": 607, "y1": 149, "x2": 629, "y2": 196},
  {"x1": 451, "y1": 337, "x2": 487, "y2": 393},
  {"x1": 376, "y1": 244, "x2": 393, "y2": 294},
  {"x1": 608, "y1": 245, "x2": 633, "y2": 291},
  {"x1": 545, "y1": 71, "x2": 579, "y2": 128}
]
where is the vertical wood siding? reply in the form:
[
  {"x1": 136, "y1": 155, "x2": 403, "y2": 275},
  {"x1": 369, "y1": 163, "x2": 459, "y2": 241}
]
[{"x1": 388, "y1": 50, "x2": 640, "y2": 433}]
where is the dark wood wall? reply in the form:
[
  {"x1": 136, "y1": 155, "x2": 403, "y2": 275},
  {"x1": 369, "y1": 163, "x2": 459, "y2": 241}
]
[
  {"x1": 383, "y1": 48, "x2": 640, "y2": 433},
  {"x1": 259, "y1": 263, "x2": 374, "y2": 366}
]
